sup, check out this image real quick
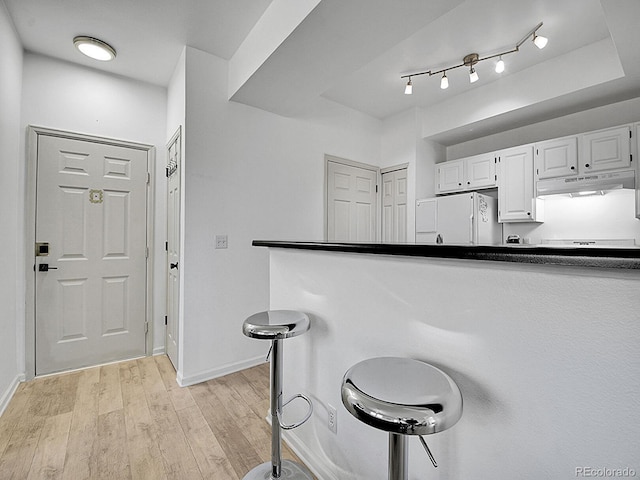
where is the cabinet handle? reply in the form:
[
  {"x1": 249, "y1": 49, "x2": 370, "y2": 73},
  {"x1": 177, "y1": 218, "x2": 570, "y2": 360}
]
[
  {"x1": 585, "y1": 163, "x2": 590, "y2": 168},
  {"x1": 458, "y1": 183, "x2": 462, "y2": 186},
  {"x1": 570, "y1": 166, "x2": 575, "y2": 170},
  {"x1": 527, "y1": 212, "x2": 531, "y2": 216},
  {"x1": 467, "y1": 181, "x2": 470, "y2": 185}
]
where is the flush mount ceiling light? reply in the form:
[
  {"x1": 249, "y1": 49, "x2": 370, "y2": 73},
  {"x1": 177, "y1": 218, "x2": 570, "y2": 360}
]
[
  {"x1": 401, "y1": 22, "x2": 547, "y2": 94},
  {"x1": 73, "y1": 36, "x2": 116, "y2": 61}
]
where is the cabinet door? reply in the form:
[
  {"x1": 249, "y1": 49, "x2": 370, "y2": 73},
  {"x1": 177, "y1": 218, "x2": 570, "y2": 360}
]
[
  {"x1": 466, "y1": 153, "x2": 497, "y2": 189},
  {"x1": 436, "y1": 159, "x2": 464, "y2": 193},
  {"x1": 535, "y1": 136, "x2": 578, "y2": 179},
  {"x1": 582, "y1": 126, "x2": 631, "y2": 172},
  {"x1": 498, "y1": 145, "x2": 541, "y2": 222}
]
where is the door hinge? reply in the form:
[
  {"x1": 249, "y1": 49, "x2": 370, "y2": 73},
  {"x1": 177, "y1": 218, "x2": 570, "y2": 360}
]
[
  {"x1": 630, "y1": 130, "x2": 632, "y2": 139},
  {"x1": 165, "y1": 315, "x2": 168, "y2": 326},
  {"x1": 165, "y1": 241, "x2": 168, "y2": 251},
  {"x1": 376, "y1": 184, "x2": 378, "y2": 193},
  {"x1": 145, "y1": 246, "x2": 149, "y2": 259},
  {"x1": 144, "y1": 322, "x2": 149, "y2": 334},
  {"x1": 147, "y1": 172, "x2": 151, "y2": 184},
  {"x1": 165, "y1": 166, "x2": 169, "y2": 178}
]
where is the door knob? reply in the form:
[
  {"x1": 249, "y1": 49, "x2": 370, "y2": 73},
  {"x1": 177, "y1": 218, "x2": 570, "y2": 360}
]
[
  {"x1": 170, "y1": 262, "x2": 179, "y2": 270},
  {"x1": 38, "y1": 264, "x2": 58, "y2": 272}
]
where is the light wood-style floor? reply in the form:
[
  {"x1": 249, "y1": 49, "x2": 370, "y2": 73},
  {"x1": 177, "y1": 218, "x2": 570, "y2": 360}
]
[{"x1": 0, "y1": 355, "x2": 313, "y2": 479}]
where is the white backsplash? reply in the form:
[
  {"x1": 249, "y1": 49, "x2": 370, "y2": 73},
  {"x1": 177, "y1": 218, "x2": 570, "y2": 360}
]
[{"x1": 503, "y1": 189, "x2": 640, "y2": 245}]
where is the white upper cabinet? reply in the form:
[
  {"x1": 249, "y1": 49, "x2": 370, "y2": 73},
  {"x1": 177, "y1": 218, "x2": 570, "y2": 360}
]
[
  {"x1": 436, "y1": 159, "x2": 464, "y2": 193},
  {"x1": 498, "y1": 145, "x2": 543, "y2": 223},
  {"x1": 582, "y1": 125, "x2": 631, "y2": 173},
  {"x1": 535, "y1": 136, "x2": 578, "y2": 179},
  {"x1": 435, "y1": 153, "x2": 496, "y2": 194},
  {"x1": 466, "y1": 153, "x2": 497, "y2": 189}
]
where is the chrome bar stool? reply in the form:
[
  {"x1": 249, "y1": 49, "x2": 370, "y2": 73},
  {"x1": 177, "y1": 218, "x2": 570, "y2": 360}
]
[
  {"x1": 242, "y1": 310, "x2": 314, "y2": 480},
  {"x1": 341, "y1": 357, "x2": 462, "y2": 480}
]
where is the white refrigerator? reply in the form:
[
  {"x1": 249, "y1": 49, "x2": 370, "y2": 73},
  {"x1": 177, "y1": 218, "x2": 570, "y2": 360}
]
[{"x1": 416, "y1": 192, "x2": 503, "y2": 245}]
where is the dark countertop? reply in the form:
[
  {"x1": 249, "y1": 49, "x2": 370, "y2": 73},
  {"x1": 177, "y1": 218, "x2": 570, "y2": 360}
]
[{"x1": 252, "y1": 240, "x2": 640, "y2": 269}]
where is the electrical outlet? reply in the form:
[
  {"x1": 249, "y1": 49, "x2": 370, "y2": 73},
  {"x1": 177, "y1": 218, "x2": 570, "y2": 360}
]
[
  {"x1": 328, "y1": 404, "x2": 337, "y2": 433},
  {"x1": 215, "y1": 235, "x2": 228, "y2": 249}
]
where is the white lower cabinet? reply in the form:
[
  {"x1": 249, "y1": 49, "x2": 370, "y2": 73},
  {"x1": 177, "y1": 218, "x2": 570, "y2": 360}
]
[{"x1": 498, "y1": 145, "x2": 543, "y2": 223}]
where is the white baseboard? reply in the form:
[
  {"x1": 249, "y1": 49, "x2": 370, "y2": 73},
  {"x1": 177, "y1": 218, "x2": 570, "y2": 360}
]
[
  {"x1": 0, "y1": 374, "x2": 25, "y2": 417},
  {"x1": 176, "y1": 355, "x2": 265, "y2": 387},
  {"x1": 282, "y1": 429, "x2": 341, "y2": 480},
  {"x1": 152, "y1": 346, "x2": 166, "y2": 356}
]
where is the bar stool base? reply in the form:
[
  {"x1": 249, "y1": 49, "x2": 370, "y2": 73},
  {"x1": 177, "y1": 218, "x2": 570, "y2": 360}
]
[{"x1": 242, "y1": 460, "x2": 314, "y2": 480}]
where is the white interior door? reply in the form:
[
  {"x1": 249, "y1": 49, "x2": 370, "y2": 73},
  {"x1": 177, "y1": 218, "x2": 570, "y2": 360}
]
[
  {"x1": 382, "y1": 167, "x2": 408, "y2": 243},
  {"x1": 166, "y1": 128, "x2": 181, "y2": 370},
  {"x1": 35, "y1": 134, "x2": 148, "y2": 375},
  {"x1": 326, "y1": 159, "x2": 378, "y2": 242}
]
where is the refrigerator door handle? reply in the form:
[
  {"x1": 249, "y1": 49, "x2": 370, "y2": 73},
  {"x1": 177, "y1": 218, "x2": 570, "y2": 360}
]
[{"x1": 469, "y1": 212, "x2": 474, "y2": 244}]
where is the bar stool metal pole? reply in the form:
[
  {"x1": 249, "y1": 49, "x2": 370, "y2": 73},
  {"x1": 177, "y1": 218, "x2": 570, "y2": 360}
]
[
  {"x1": 270, "y1": 337, "x2": 283, "y2": 477},
  {"x1": 389, "y1": 433, "x2": 407, "y2": 480},
  {"x1": 242, "y1": 310, "x2": 314, "y2": 480}
]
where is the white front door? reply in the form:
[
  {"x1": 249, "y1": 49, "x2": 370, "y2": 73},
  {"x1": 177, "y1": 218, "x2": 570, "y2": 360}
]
[
  {"x1": 166, "y1": 128, "x2": 181, "y2": 370},
  {"x1": 35, "y1": 133, "x2": 149, "y2": 375},
  {"x1": 382, "y1": 167, "x2": 408, "y2": 243},
  {"x1": 326, "y1": 158, "x2": 378, "y2": 242}
]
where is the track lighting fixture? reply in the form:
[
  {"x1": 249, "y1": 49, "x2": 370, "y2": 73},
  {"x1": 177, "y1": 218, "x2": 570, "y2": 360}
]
[{"x1": 400, "y1": 22, "x2": 547, "y2": 93}]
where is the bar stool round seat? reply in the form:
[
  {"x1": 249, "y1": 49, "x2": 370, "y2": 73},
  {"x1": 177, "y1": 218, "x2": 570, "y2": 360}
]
[
  {"x1": 341, "y1": 357, "x2": 462, "y2": 480},
  {"x1": 242, "y1": 310, "x2": 313, "y2": 480},
  {"x1": 243, "y1": 310, "x2": 310, "y2": 341}
]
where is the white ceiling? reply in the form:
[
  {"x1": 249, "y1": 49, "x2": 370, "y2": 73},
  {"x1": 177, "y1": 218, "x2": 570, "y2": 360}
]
[{"x1": 4, "y1": 0, "x2": 640, "y2": 145}]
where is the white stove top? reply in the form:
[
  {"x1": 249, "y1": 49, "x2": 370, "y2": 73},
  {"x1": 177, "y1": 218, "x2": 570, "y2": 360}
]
[{"x1": 541, "y1": 238, "x2": 636, "y2": 247}]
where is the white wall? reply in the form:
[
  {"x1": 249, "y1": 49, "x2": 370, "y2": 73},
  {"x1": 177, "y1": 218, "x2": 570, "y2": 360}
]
[
  {"x1": 270, "y1": 248, "x2": 640, "y2": 480},
  {"x1": 505, "y1": 190, "x2": 640, "y2": 244},
  {"x1": 166, "y1": 48, "x2": 187, "y2": 372},
  {"x1": 0, "y1": 1, "x2": 24, "y2": 413},
  {"x1": 446, "y1": 97, "x2": 640, "y2": 160},
  {"x1": 20, "y1": 53, "x2": 168, "y2": 357},
  {"x1": 381, "y1": 109, "x2": 445, "y2": 242},
  {"x1": 177, "y1": 46, "x2": 381, "y2": 385}
]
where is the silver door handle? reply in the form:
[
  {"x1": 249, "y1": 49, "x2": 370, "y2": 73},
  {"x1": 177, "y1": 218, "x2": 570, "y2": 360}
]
[
  {"x1": 38, "y1": 264, "x2": 57, "y2": 272},
  {"x1": 170, "y1": 262, "x2": 178, "y2": 270}
]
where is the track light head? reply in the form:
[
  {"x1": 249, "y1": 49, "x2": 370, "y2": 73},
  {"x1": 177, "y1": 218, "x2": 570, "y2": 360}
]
[
  {"x1": 440, "y1": 73, "x2": 449, "y2": 90},
  {"x1": 404, "y1": 78, "x2": 413, "y2": 95},
  {"x1": 469, "y1": 67, "x2": 479, "y2": 83},
  {"x1": 495, "y1": 56, "x2": 505, "y2": 73},
  {"x1": 533, "y1": 33, "x2": 548, "y2": 49}
]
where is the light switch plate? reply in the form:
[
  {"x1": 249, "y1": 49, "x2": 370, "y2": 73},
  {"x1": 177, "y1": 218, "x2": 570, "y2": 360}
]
[{"x1": 215, "y1": 235, "x2": 228, "y2": 249}]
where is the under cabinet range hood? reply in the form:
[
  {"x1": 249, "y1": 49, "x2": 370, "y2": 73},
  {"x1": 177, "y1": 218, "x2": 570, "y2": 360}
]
[{"x1": 536, "y1": 170, "x2": 636, "y2": 197}]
